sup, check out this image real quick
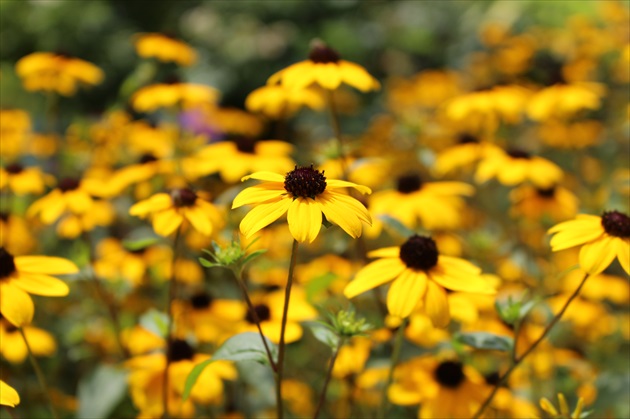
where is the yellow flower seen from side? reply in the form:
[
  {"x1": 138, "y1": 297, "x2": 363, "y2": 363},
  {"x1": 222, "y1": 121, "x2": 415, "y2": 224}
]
[
  {"x1": 0, "y1": 318, "x2": 56, "y2": 363},
  {"x1": 129, "y1": 188, "x2": 223, "y2": 237},
  {"x1": 268, "y1": 41, "x2": 380, "y2": 92},
  {"x1": 548, "y1": 211, "x2": 630, "y2": 275},
  {"x1": 15, "y1": 52, "x2": 104, "y2": 96},
  {"x1": 476, "y1": 146, "x2": 563, "y2": 188},
  {"x1": 0, "y1": 109, "x2": 31, "y2": 158},
  {"x1": 131, "y1": 82, "x2": 220, "y2": 113},
  {"x1": 0, "y1": 247, "x2": 78, "y2": 326},
  {"x1": 232, "y1": 166, "x2": 372, "y2": 243},
  {"x1": 509, "y1": 185, "x2": 579, "y2": 222},
  {"x1": 134, "y1": 33, "x2": 197, "y2": 66},
  {"x1": 527, "y1": 82, "x2": 605, "y2": 121},
  {"x1": 0, "y1": 380, "x2": 19, "y2": 407},
  {"x1": 0, "y1": 163, "x2": 52, "y2": 195},
  {"x1": 344, "y1": 235, "x2": 495, "y2": 326},
  {"x1": 245, "y1": 84, "x2": 325, "y2": 118}
]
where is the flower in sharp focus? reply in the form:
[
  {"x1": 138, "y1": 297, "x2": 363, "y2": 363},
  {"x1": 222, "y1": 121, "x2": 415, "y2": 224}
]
[
  {"x1": 0, "y1": 247, "x2": 77, "y2": 326},
  {"x1": 548, "y1": 211, "x2": 630, "y2": 275},
  {"x1": 129, "y1": 188, "x2": 223, "y2": 237},
  {"x1": 267, "y1": 40, "x2": 380, "y2": 92},
  {"x1": 0, "y1": 380, "x2": 19, "y2": 407},
  {"x1": 15, "y1": 52, "x2": 104, "y2": 96},
  {"x1": 540, "y1": 393, "x2": 586, "y2": 419},
  {"x1": 344, "y1": 235, "x2": 495, "y2": 326},
  {"x1": 133, "y1": 33, "x2": 197, "y2": 66},
  {"x1": 232, "y1": 165, "x2": 372, "y2": 243}
]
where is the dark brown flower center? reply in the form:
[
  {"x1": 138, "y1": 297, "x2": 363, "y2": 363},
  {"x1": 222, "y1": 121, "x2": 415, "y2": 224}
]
[
  {"x1": 167, "y1": 339, "x2": 195, "y2": 362},
  {"x1": 308, "y1": 43, "x2": 340, "y2": 64},
  {"x1": 601, "y1": 211, "x2": 630, "y2": 238},
  {"x1": 58, "y1": 178, "x2": 80, "y2": 192},
  {"x1": 536, "y1": 186, "x2": 556, "y2": 198},
  {"x1": 458, "y1": 134, "x2": 479, "y2": 145},
  {"x1": 0, "y1": 248, "x2": 17, "y2": 280},
  {"x1": 0, "y1": 212, "x2": 9, "y2": 222},
  {"x1": 484, "y1": 371, "x2": 501, "y2": 386},
  {"x1": 506, "y1": 149, "x2": 531, "y2": 159},
  {"x1": 170, "y1": 188, "x2": 197, "y2": 207},
  {"x1": 5, "y1": 163, "x2": 24, "y2": 174},
  {"x1": 396, "y1": 174, "x2": 423, "y2": 194},
  {"x1": 139, "y1": 154, "x2": 158, "y2": 164},
  {"x1": 399, "y1": 235, "x2": 439, "y2": 271},
  {"x1": 190, "y1": 292, "x2": 213, "y2": 309},
  {"x1": 434, "y1": 361, "x2": 465, "y2": 388},
  {"x1": 284, "y1": 165, "x2": 327, "y2": 199},
  {"x1": 233, "y1": 137, "x2": 258, "y2": 154},
  {"x1": 245, "y1": 304, "x2": 271, "y2": 323}
]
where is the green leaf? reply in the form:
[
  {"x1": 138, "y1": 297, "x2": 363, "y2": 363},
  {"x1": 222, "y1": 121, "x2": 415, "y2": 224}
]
[
  {"x1": 455, "y1": 332, "x2": 513, "y2": 351},
  {"x1": 76, "y1": 365, "x2": 127, "y2": 419},
  {"x1": 307, "y1": 321, "x2": 340, "y2": 350},
  {"x1": 121, "y1": 237, "x2": 160, "y2": 251},
  {"x1": 378, "y1": 215, "x2": 415, "y2": 238},
  {"x1": 139, "y1": 309, "x2": 169, "y2": 338},
  {"x1": 240, "y1": 249, "x2": 267, "y2": 266},
  {"x1": 199, "y1": 257, "x2": 218, "y2": 268},
  {"x1": 304, "y1": 272, "x2": 338, "y2": 301},
  {"x1": 182, "y1": 332, "x2": 277, "y2": 401}
]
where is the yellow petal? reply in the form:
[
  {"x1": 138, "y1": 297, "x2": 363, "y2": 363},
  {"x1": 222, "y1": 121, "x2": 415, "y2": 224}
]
[
  {"x1": 558, "y1": 393, "x2": 569, "y2": 416},
  {"x1": 0, "y1": 380, "x2": 20, "y2": 407},
  {"x1": 338, "y1": 61, "x2": 380, "y2": 92},
  {"x1": 616, "y1": 238, "x2": 630, "y2": 275},
  {"x1": 317, "y1": 193, "x2": 362, "y2": 238},
  {"x1": 430, "y1": 263, "x2": 495, "y2": 295},
  {"x1": 367, "y1": 246, "x2": 400, "y2": 258},
  {"x1": 424, "y1": 281, "x2": 450, "y2": 328},
  {"x1": 315, "y1": 63, "x2": 342, "y2": 90},
  {"x1": 287, "y1": 197, "x2": 322, "y2": 243},
  {"x1": 344, "y1": 258, "x2": 406, "y2": 298},
  {"x1": 548, "y1": 215, "x2": 601, "y2": 234},
  {"x1": 326, "y1": 191, "x2": 371, "y2": 224},
  {"x1": 15, "y1": 256, "x2": 78, "y2": 275},
  {"x1": 129, "y1": 193, "x2": 172, "y2": 217},
  {"x1": 183, "y1": 206, "x2": 212, "y2": 236},
  {"x1": 549, "y1": 227, "x2": 604, "y2": 251},
  {"x1": 386, "y1": 270, "x2": 426, "y2": 318},
  {"x1": 14, "y1": 272, "x2": 70, "y2": 296},
  {"x1": 0, "y1": 282, "x2": 34, "y2": 326},
  {"x1": 539, "y1": 397, "x2": 558, "y2": 415},
  {"x1": 239, "y1": 198, "x2": 291, "y2": 237},
  {"x1": 326, "y1": 179, "x2": 372, "y2": 195},
  {"x1": 579, "y1": 235, "x2": 617, "y2": 275},
  {"x1": 240, "y1": 171, "x2": 285, "y2": 183},
  {"x1": 152, "y1": 209, "x2": 184, "y2": 237},
  {"x1": 232, "y1": 184, "x2": 285, "y2": 209}
]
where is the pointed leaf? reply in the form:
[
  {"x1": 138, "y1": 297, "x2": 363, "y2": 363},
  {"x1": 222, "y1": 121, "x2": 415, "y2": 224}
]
[
  {"x1": 455, "y1": 332, "x2": 513, "y2": 351},
  {"x1": 76, "y1": 365, "x2": 127, "y2": 419}
]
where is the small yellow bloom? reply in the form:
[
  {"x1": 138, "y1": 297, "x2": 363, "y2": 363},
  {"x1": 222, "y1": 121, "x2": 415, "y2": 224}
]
[
  {"x1": 476, "y1": 146, "x2": 563, "y2": 188},
  {"x1": 131, "y1": 82, "x2": 220, "y2": 113},
  {"x1": 0, "y1": 109, "x2": 31, "y2": 158},
  {"x1": 268, "y1": 41, "x2": 380, "y2": 92},
  {"x1": 16, "y1": 52, "x2": 103, "y2": 96},
  {"x1": 344, "y1": 235, "x2": 495, "y2": 325},
  {"x1": 245, "y1": 84, "x2": 325, "y2": 118},
  {"x1": 509, "y1": 185, "x2": 579, "y2": 222},
  {"x1": 134, "y1": 33, "x2": 197, "y2": 66},
  {"x1": 0, "y1": 318, "x2": 56, "y2": 363},
  {"x1": 0, "y1": 380, "x2": 20, "y2": 407},
  {"x1": 527, "y1": 82, "x2": 605, "y2": 121},
  {"x1": 232, "y1": 166, "x2": 372, "y2": 243},
  {"x1": 0, "y1": 163, "x2": 52, "y2": 195},
  {"x1": 548, "y1": 211, "x2": 630, "y2": 275},
  {"x1": 0, "y1": 213, "x2": 36, "y2": 255}
]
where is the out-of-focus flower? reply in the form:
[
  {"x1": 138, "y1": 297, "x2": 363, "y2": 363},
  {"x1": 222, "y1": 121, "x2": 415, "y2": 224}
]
[
  {"x1": 0, "y1": 380, "x2": 19, "y2": 407},
  {"x1": 540, "y1": 393, "x2": 586, "y2": 419},
  {"x1": 245, "y1": 84, "x2": 325, "y2": 118},
  {"x1": 131, "y1": 82, "x2": 220, "y2": 113},
  {"x1": 0, "y1": 109, "x2": 31, "y2": 158},
  {"x1": 268, "y1": 41, "x2": 380, "y2": 92},
  {"x1": 130, "y1": 188, "x2": 223, "y2": 237},
  {"x1": 510, "y1": 185, "x2": 579, "y2": 222},
  {"x1": 0, "y1": 164, "x2": 52, "y2": 195},
  {"x1": 0, "y1": 317, "x2": 56, "y2": 363},
  {"x1": 475, "y1": 146, "x2": 563, "y2": 188},
  {"x1": 548, "y1": 211, "x2": 630, "y2": 275},
  {"x1": 232, "y1": 166, "x2": 372, "y2": 243},
  {"x1": 0, "y1": 247, "x2": 77, "y2": 326},
  {"x1": 0, "y1": 213, "x2": 36, "y2": 255},
  {"x1": 432, "y1": 135, "x2": 493, "y2": 176},
  {"x1": 55, "y1": 198, "x2": 116, "y2": 239},
  {"x1": 344, "y1": 235, "x2": 495, "y2": 325},
  {"x1": 387, "y1": 70, "x2": 461, "y2": 112},
  {"x1": 527, "y1": 82, "x2": 605, "y2": 121},
  {"x1": 134, "y1": 33, "x2": 197, "y2": 66},
  {"x1": 538, "y1": 119, "x2": 603, "y2": 149},
  {"x1": 16, "y1": 52, "x2": 104, "y2": 96}
]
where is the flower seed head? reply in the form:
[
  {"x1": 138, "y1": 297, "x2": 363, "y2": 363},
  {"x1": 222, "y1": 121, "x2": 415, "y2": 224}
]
[
  {"x1": 5, "y1": 163, "x2": 24, "y2": 174},
  {"x1": 190, "y1": 292, "x2": 213, "y2": 309},
  {"x1": 434, "y1": 361, "x2": 465, "y2": 388},
  {"x1": 233, "y1": 137, "x2": 257, "y2": 154},
  {"x1": 0, "y1": 248, "x2": 16, "y2": 280},
  {"x1": 139, "y1": 154, "x2": 158, "y2": 164},
  {"x1": 245, "y1": 304, "x2": 271, "y2": 323},
  {"x1": 458, "y1": 134, "x2": 479, "y2": 144},
  {"x1": 308, "y1": 41, "x2": 340, "y2": 64},
  {"x1": 506, "y1": 149, "x2": 531, "y2": 159},
  {"x1": 58, "y1": 178, "x2": 80, "y2": 192},
  {"x1": 396, "y1": 174, "x2": 423, "y2": 194},
  {"x1": 601, "y1": 210, "x2": 630, "y2": 238},
  {"x1": 284, "y1": 165, "x2": 327, "y2": 199},
  {"x1": 168, "y1": 339, "x2": 195, "y2": 362},
  {"x1": 536, "y1": 186, "x2": 556, "y2": 198},
  {"x1": 399, "y1": 235, "x2": 439, "y2": 271},
  {"x1": 171, "y1": 188, "x2": 197, "y2": 207}
]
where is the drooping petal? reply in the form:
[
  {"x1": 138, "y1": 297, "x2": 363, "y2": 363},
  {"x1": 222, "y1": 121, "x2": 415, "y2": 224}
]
[
  {"x1": 579, "y1": 235, "x2": 617, "y2": 275},
  {"x1": 152, "y1": 209, "x2": 184, "y2": 237},
  {"x1": 344, "y1": 258, "x2": 407, "y2": 298},
  {"x1": 549, "y1": 227, "x2": 605, "y2": 251},
  {"x1": 386, "y1": 270, "x2": 427, "y2": 318},
  {"x1": 547, "y1": 215, "x2": 602, "y2": 234},
  {"x1": 317, "y1": 193, "x2": 363, "y2": 238},
  {"x1": 0, "y1": 380, "x2": 20, "y2": 407},
  {"x1": 183, "y1": 206, "x2": 212, "y2": 236},
  {"x1": 367, "y1": 246, "x2": 400, "y2": 258},
  {"x1": 424, "y1": 281, "x2": 450, "y2": 328},
  {"x1": 15, "y1": 256, "x2": 79, "y2": 275},
  {"x1": 239, "y1": 198, "x2": 291, "y2": 237},
  {"x1": 129, "y1": 193, "x2": 172, "y2": 217},
  {"x1": 232, "y1": 184, "x2": 285, "y2": 209},
  {"x1": 287, "y1": 197, "x2": 323, "y2": 243},
  {"x1": 240, "y1": 171, "x2": 285, "y2": 183},
  {"x1": 0, "y1": 282, "x2": 34, "y2": 326},
  {"x1": 325, "y1": 179, "x2": 372, "y2": 195},
  {"x1": 13, "y1": 272, "x2": 70, "y2": 296},
  {"x1": 326, "y1": 191, "x2": 372, "y2": 224},
  {"x1": 616, "y1": 238, "x2": 630, "y2": 275}
]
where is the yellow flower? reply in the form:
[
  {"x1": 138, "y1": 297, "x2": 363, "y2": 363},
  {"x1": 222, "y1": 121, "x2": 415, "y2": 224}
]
[
  {"x1": 134, "y1": 33, "x2": 197, "y2": 66},
  {"x1": 0, "y1": 380, "x2": 19, "y2": 407},
  {"x1": 527, "y1": 82, "x2": 605, "y2": 121},
  {"x1": 131, "y1": 82, "x2": 220, "y2": 113},
  {"x1": 432, "y1": 135, "x2": 493, "y2": 176},
  {"x1": 245, "y1": 84, "x2": 325, "y2": 118},
  {"x1": 538, "y1": 119, "x2": 602, "y2": 149},
  {"x1": 15, "y1": 52, "x2": 104, "y2": 96},
  {"x1": 475, "y1": 146, "x2": 563, "y2": 188},
  {"x1": 0, "y1": 317, "x2": 56, "y2": 363},
  {"x1": 232, "y1": 166, "x2": 372, "y2": 243},
  {"x1": 0, "y1": 213, "x2": 36, "y2": 255},
  {"x1": 509, "y1": 185, "x2": 579, "y2": 222},
  {"x1": 0, "y1": 247, "x2": 78, "y2": 326},
  {"x1": 0, "y1": 109, "x2": 31, "y2": 158},
  {"x1": 129, "y1": 188, "x2": 223, "y2": 237},
  {"x1": 268, "y1": 41, "x2": 380, "y2": 92},
  {"x1": 369, "y1": 173, "x2": 475, "y2": 230},
  {"x1": 344, "y1": 235, "x2": 495, "y2": 325},
  {"x1": 0, "y1": 163, "x2": 52, "y2": 195},
  {"x1": 540, "y1": 393, "x2": 585, "y2": 419},
  {"x1": 548, "y1": 211, "x2": 630, "y2": 275},
  {"x1": 55, "y1": 198, "x2": 116, "y2": 239}
]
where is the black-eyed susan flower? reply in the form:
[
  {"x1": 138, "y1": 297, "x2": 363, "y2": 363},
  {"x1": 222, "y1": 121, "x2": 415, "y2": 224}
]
[
  {"x1": 0, "y1": 247, "x2": 77, "y2": 326},
  {"x1": 540, "y1": 393, "x2": 585, "y2": 419},
  {"x1": 0, "y1": 109, "x2": 31, "y2": 159},
  {"x1": 55, "y1": 198, "x2": 116, "y2": 239},
  {"x1": 130, "y1": 188, "x2": 223, "y2": 237},
  {"x1": 268, "y1": 41, "x2": 380, "y2": 92},
  {"x1": 548, "y1": 211, "x2": 630, "y2": 275},
  {"x1": 369, "y1": 173, "x2": 474, "y2": 230},
  {"x1": 509, "y1": 185, "x2": 579, "y2": 221},
  {"x1": 0, "y1": 316, "x2": 56, "y2": 363},
  {"x1": 0, "y1": 380, "x2": 19, "y2": 407},
  {"x1": 0, "y1": 163, "x2": 52, "y2": 195},
  {"x1": 134, "y1": 33, "x2": 197, "y2": 66},
  {"x1": 475, "y1": 146, "x2": 563, "y2": 188},
  {"x1": 245, "y1": 84, "x2": 325, "y2": 118},
  {"x1": 131, "y1": 82, "x2": 220, "y2": 113},
  {"x1": 527, "y1": 82, "x2": 605, "y2": 121},
  {"x1": 15, "y1": 52, "x2": 104, "y2": 96},
  {"x1": 344, "y1": 235, "x2": 495, "y2": 326},
  {"x1": 0, "y1": 213, "x2": 36, "y2": 255},
  {"x1": 232, "y1": 165, "x2": 372, "y2": 243},
  {"x1": 432, "y1": 134, "x2": 493, "y2": 176}
]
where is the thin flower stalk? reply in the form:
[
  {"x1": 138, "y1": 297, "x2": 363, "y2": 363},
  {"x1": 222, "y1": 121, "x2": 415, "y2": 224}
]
[
  {"x1": 378, "y1": 317, "x2": 407, "y2": 418},
  {"x1": 20, "y1": 327, "x2": 58, "y2": 419},
  {"x1": 163, "y1": 227, "x2": 182, "y2": 419},
  {"x1": 313, "y1": 337, "x2": 345, "y2": 419}
]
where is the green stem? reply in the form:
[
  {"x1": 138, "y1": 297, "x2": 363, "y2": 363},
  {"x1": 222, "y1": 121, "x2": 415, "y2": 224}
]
[
  {"x1": 275, "y1": 239, "x2": 299, "y2": 419},
  {"x1": 472, "y1": 272, "x2": 591, "y2": 418},
  {"x1": 313, "y1": 339, "x2": 344, "y2": 419},
  {"x1": 19, "y1": 328, "x2": 58, "y2": 419},
  {"x1": 163, "y1": 227, "x2": 182, "y2": 419},
  {"x1": 378, "y1": 318, "x2": 407, "y2": 418}
]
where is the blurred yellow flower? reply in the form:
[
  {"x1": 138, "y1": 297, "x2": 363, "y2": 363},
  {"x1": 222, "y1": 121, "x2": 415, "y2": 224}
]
[
  {"x1": 509, "y1": 185, "x2": 579, "y2": 221},
  {"x1": 0, "y1": 380, "x2": 19, "y2": 407},
  {"x1": 0, "y1": 318, "x2": 56, "y2": 363},
  {"x1": 134, "y1": 33, "x2": 197, "y2": 66},
  {"x1": 131, "y1": 82, "x2": 220, "y2": 113},
  {"x1": 245, "y1": 84, "x2": 325, "y2": 118},
  {"x1": 0, "y1": 163, "x2": 51, "y2": 195},
  {"x1": 476, "y1": 146, "x2": 563, "y2": 188},
  {"x1": 527, "y1": 82, "x2": 605, "y2": 121},
  {"x1": 0, "y1": 213, "x2": 36, "y2": 255},
  {"x1": 0, "y1": 109, "x2": 31, "y2": 158},
  {"x1": 16, "y1": 52, "x2": 103, "y2": 96}
]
